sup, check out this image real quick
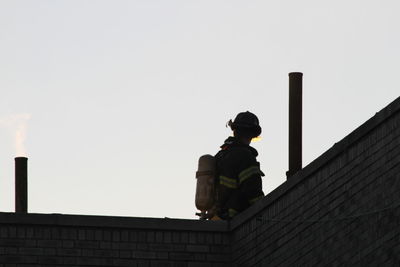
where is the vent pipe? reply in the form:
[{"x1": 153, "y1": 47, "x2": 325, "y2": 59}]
[
  {"x1": 287, "y1": 72, "x2": 303, "y2": 178},
  {"x1": 15, "y1": 157, "x2": 28, "y2": 213}
]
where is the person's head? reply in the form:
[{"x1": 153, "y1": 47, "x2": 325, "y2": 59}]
[{"x1": 228, "y1": 111, "x2": 262, "y2": 144}]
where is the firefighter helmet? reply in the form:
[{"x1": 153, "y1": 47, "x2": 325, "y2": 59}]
[{"x1": 227, "y1": 111, "x2": 262, "y2": 137}]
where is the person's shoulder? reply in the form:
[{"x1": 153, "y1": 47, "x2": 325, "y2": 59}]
[{"x1": 228, "y1": 146, "x2": 256, "y2": 160}]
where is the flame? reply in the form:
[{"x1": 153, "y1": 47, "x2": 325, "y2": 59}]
[
  {"x1": 251, "y1": 136, "x2": 262, "y2": 142},
  {"x1": 0, "y1": 113, "x2": 31, "y2": 157},
  {"x1": 15, "y1": 122, "x2": 28, "y2": 156}
]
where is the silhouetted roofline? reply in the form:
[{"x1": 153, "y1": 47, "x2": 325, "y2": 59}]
[
  {"x1": 0, "y1": 212, "x2": 229, "y2": 232},
  {"x1": 231, "y1": 96, "x2": 400, "y2": 229}
]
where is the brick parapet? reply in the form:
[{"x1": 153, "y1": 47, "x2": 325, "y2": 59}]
[
  {"x1": 0, "y1": 213, "x2": 229, "y2": 232},
  {"x1": 0, "y1": 213, "x2": 231, "y2": 266},
  {"x1": 229, "y1": 96, "x2": 400, "y2": 266}
]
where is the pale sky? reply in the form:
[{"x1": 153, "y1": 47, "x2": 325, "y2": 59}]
[{"x1": 1, "y1": 0, "x2": 399, "y2": 219}]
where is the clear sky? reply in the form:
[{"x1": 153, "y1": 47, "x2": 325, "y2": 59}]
[{"x1": 1, "y1": 0, "x2": 399, "y2": 219}]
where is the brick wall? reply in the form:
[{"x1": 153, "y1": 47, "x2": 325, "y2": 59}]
[
  {"x1": 0, "y1": 214, "x2": 230, "y2": 266},
  {"x1": 230, "y1": 96, "x2": 400, "y2": 266},
  {"x1": 1, "y1": 96, "x2": 400, "y2": 266}
]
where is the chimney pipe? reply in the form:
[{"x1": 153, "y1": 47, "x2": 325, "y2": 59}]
[
  {"x1": 287, "y1": 72, "x2": 303, "y2": 178},
  {"x1": 15, "y1": 157, "x2": 28, "y2": 213}
]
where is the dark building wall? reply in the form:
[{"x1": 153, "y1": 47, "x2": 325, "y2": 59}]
[
  {"x1": 1, "y1": 96, "x2": 400, "y2": 267},
  {"x1": 230, "y1": 97, "x2": 400, "y2": 266},
  {"x1": 0, "y1": 214, "x2": 230, "y2": 266}
]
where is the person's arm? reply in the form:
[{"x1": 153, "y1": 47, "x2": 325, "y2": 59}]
[{"x1": 237, "y1": 152, "x2": 264, "y2": 204}]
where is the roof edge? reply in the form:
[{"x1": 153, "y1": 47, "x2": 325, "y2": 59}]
[{"x1": 0, "y1": 212, "x2": 229, "y2": 232}]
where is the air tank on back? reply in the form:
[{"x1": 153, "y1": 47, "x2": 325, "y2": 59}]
[{"x1": 195, "y1": 154, "x2": 216, "y2": 219}]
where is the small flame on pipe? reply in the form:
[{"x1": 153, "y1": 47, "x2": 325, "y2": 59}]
[
  {"x1": 0, "y1": 113, "x2": 31, "y2": 157},
  {"x1": 15, "y1": 121, "x2": 29, "y2": 157},
  {"x1": 252, "y1": 136, "x2": 262, "y2": 142}
]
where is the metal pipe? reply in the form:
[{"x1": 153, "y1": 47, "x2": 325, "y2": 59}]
[
  {"x1": 287, "y1": 72, "x2": 303, "y2": 178},
  {"x1": 15, "y1": 157, "x2": 28, "y2": 213}
]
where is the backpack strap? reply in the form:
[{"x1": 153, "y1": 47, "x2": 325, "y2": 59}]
[{"x1": 196, "y1": 170, "x2": 215, "y2": 178}]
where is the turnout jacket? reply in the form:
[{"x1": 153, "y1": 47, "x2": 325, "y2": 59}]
[{"x1": 215, "y1": 137, "x2": 265, "y2": 219}]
